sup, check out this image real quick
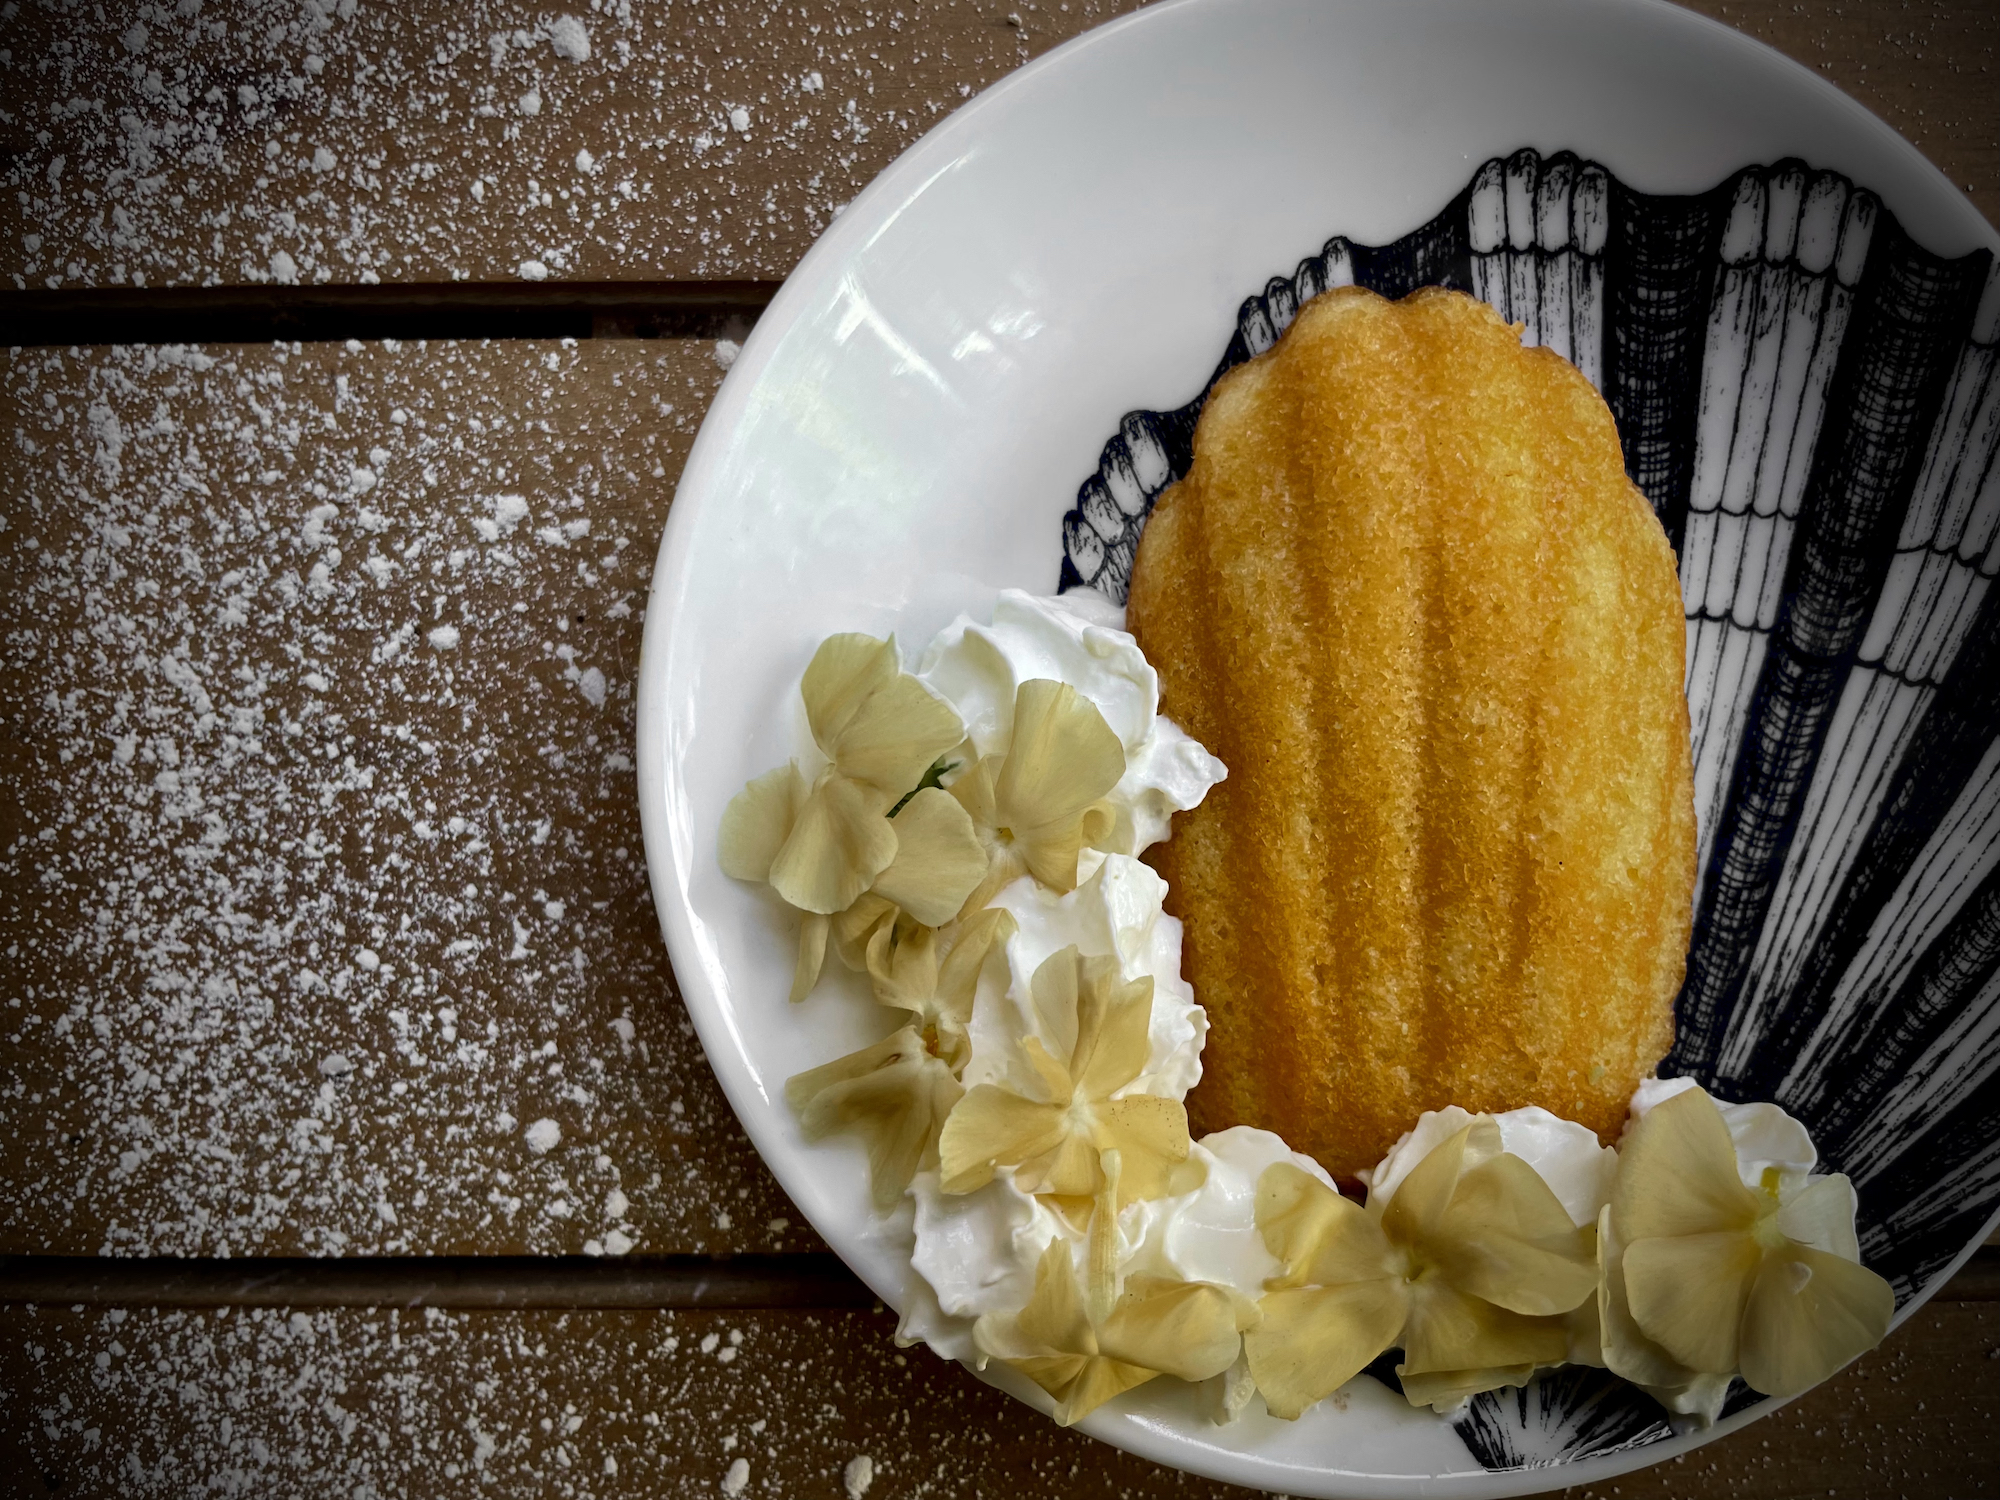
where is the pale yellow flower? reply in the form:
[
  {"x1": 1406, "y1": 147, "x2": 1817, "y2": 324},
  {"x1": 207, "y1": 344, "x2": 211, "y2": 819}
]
[
  {"x1": 869, "y1": 788, "x2": 989, "y2": 926},
  {"x1": 948, "y1": 679, "x2": 1125, "y2": 912},
  {"x1": 1602, "y1": 1085, "x2": 1892, "y2": 1404},
  {"x1": 972, "y1": 1237, "x2": 1243, "y2": 1426},
  {"x1": 1243, "y1": 1119, "x2": 1598, "y2": 1419},
  {"x1": 782, "y1": 912, "x2": 1019, "y2": 1209},
  {"x1": 1242, "y1": 1163, "x2": 1407, "y2": 1419},
  {"x1": 829, "y1": 891, "x2": 900, "y2": 973},
  {"x1": 857, "y1": 905, "x2": 1017, "y2": 1074},
  {"x1": 938, "y1": 946, "x2": 1190, "y2": 1207},
  {"x1": 1592, "y1": 1204, "x2": 1731, "y2": 1419},
  {"x1": 785, "y1": 1028, "x2": 962, "y2": 1213},
  {"x1": 719, "y1": 634, "x2": 983, "y2": 999}
]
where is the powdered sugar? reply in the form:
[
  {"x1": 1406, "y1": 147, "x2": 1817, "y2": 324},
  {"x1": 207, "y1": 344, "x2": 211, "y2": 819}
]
[
  {"x1": 0, "y1": 336, "x2": 808, "y2": 1258},
  {"x1": 8, "y1": 1295, "x2": 1372, "y2": 1497},
  {"x1": 0, "y1": 2, "x2": 1144, "y2": 290}
]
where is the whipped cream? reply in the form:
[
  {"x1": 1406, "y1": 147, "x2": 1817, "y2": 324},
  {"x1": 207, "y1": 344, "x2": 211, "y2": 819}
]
[
  {"x1": 1365, "y1": 1104, "x2": 1619, "y2": 1229},
  {"x1": 964, "y1": 852, "x2": 1206, "y2": 1103},
  {"x1": 917, "y1": 589, "x2": 1227, "y2": 857},
  {"x1": 903, "y1": 1168, "x2": 1064, "y2": 1361},
  {"x1": 1125, "y1": 1126, "x2": 1332, "y2": 1299},
  {"x1": 918, "y1": 590, "x2": 1221, "y2": 1108},
  {"x1": 898, "y1": 1127, "x2": 1332, "y2": 1364}
]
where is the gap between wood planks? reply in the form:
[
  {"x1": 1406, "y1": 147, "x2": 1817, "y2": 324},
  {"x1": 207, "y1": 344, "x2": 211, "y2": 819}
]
[
  {"x1": 0, "y1": 1249, "x2": 1993, "y2": 1311},
  {"x1": 0, "y1": 281, "x2": 782, "y2": 346},
  {"x1": 0, "y1": 1254, "x2": 878, "y2": 1311}
]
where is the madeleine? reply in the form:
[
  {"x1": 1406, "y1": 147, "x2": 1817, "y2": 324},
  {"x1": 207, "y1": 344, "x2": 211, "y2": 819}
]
[{"x1": 1127, "y1": 286, "x2": 1694, "y2": 1179}]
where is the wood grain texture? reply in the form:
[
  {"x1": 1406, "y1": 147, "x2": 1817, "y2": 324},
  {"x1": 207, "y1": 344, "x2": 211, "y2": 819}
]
[
  {"x1": 2, "y1": 1301, "x2": 1992, "y2": 1499},
  {"x1": 0, "y1": 0, "x2": 1987, "y2": 296},
  {"x1": 0, "y1": 0, "x2": 1148, "y2": 291},
  {"x1": 0, "y1": 336, "x2": 819, "y2": 1258}
]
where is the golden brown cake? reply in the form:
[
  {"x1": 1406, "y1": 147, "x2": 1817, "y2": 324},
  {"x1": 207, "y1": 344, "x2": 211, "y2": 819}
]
[{"x1": 1127, "y1": 285, "x2": 1694, "y2": 1179}]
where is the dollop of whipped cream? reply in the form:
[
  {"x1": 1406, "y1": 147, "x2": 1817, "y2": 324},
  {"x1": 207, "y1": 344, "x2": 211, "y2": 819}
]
[
  {"x1": 918, "y1": 589, "x2": 1227, "y2": 857},
  {"x1": 965, "y1": 851, "x2": 1206, "y2": 1102},
  {"x1": 900, "y1": 1128, "x2": 1326, "y2": 1364},
  {"x1": 891, "y1": 589, "x2": 1228, "y2": 1360},
  {"x1": 1365, "y1": 1105, "x2": 1619, "y2": 1228},
  {"x1": 920, "y1": 589, "x2": 1221, "y2": 1106}
]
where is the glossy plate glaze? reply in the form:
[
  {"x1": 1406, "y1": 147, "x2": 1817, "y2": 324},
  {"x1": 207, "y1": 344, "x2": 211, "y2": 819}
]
[{"x1": 635, "y1": 1, "x2": 1999, "y2": 1492}]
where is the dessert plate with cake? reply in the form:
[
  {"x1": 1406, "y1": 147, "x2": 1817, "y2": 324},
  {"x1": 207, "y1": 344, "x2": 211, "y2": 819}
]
[{"x1": 635, "y1": 0, "x2": 1999, "y2": 1492}]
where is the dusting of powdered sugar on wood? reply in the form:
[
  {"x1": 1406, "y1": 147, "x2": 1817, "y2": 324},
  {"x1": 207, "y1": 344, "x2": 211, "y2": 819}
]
[
  {"x1": 0, "y1": 1296, "x2": 1359, "y2": 1498},
  {"x1": 0, "y1": 336, "x2": 811, "y2": 1257},
  {"x1": 0, "y1": 0, "x2": 1145, "y2": 289}
]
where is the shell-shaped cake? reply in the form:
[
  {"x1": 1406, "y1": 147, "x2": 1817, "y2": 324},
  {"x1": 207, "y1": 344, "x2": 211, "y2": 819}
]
[{"x1": 1127, "y1": 285, "x2": 1696, "y2": 1178}]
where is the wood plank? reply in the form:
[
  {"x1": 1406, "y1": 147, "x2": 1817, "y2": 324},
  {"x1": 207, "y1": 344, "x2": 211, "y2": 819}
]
[
  {"x1": 0, "y1": 0, "x2": 1989, "y2": 296},
  {"x1": 0, "y1": 0, "x2": 1145, "y2": 292},
  {"x1": 0, "y1": 335, "x2": 819, "y2": 1257},
  {"x1": 2, "y1": 1300, "x2": 1992, "y2": 1499}
]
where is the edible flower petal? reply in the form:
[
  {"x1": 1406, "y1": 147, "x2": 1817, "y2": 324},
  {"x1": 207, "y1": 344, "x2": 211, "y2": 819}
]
[
  {"x1": 1242, "y1": 1119, "x2": 1595, "y2": 1419},
  {"x1": 767, "y1": 765, "x2": 899, "y2": 915},
  {"x1": 790, "y1": 912, "x2": 831, "y2": 1005},
  {"x1": 869, "y1": 787, "x2": 988, "y2": 927},
  {"x1": 1384, "y1": 1120, "x2": 1600, "y2": 1344},
  {"x1": 866, "y1": 906, "x2": 1016, "y2": 1075},
  {"x1": 1383, "y1": 1118, "x2": 1597, "y2": 1405},
  {"x1": 951, "y1": 680, "x2": 1125, "y2": 910},
  {"x1": 1423, "y1": 1149, "x2": 1604, "y2": 1317},
  {"x1": 1621, "y1": 1232, "x2": 1759, "y2": 1372},
  {"x1": 992, "y1": 680, "x2": 1126, "y2": 890},
  {"x1": 721, "y1": 635, "x2": 978, "y2": 1000},
  {"x1": 1592, "y1": 1204, "x2": 1734, "y2": 1419},
  {"x1": 1738, "y1": 1244, "x2": 1895, "y2": 1400},
  {"x1": 785, "y1": 1027, "x2": 963, "y2": 1212},
  {"x1": 716, "y1": 761, "x2": 809, "y2": 882},
  {"x1": 938, "y1": 947, "x2": 1190, "y2": 1205},
  {"x1": 973, "y1": 1239, "x2": 1243, "y2": 1426},
  {"x1": 830, "y1": 893, "x2": 898, "y2": 972},
  {"x1": 862, "y1": 917, "x2": 941, "y2": 1019},
  {"x1": 1243, "y1": 1163, "x2": 1406, "y2": 1420},
  {"x1": 802, "y1": 633, "x2": 966, "y2": 797},
  {"x1": 1607, "y1": 1085, "x2": 1892, "y2": 1404}
]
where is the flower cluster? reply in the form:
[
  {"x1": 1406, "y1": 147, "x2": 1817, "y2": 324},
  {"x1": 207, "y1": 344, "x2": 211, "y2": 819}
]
[
  {"x1": 1242, "y1": 1085, "x2": 1892, "y2": 1421},
  {"x1": 721, "y1": 621, "x2": 1894, "y2": 1433},
  {"x1": 1246, "y1": 1116, "x2": 1598, "y2": 1417},
  {"x1": 726, "y1": 625, "x2": 1240, "y2": 1422},
  {"x1": 718, "y1": 633, "x2": 982, "y2": 1002}
]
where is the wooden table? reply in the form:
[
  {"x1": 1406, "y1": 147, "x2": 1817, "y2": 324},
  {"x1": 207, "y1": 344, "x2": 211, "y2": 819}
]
[{"x1": 1, "y1": 3, "x2": 1993, "y2": 1496}]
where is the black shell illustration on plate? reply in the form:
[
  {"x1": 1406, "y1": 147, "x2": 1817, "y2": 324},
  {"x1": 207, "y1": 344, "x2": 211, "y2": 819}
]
[{"x1": 1057, "y1": 147, "x2": 1998, "y2": 1471}]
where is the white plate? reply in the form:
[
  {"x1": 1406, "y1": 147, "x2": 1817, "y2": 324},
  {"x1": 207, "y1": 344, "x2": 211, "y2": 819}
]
[{"x1": 635, "y1": 2, "x2": 1996, "y2": 1492}]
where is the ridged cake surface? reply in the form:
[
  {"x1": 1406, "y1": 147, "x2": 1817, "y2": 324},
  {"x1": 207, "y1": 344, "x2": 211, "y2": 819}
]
[{"x1": 1127, "y1": 286, "x2": 1695, "y2": 1178}]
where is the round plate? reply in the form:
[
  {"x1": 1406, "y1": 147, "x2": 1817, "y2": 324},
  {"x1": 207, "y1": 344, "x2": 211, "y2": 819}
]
[{"x1": 636, "y1": 1, "x2": 1999, "y2": 1492}]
